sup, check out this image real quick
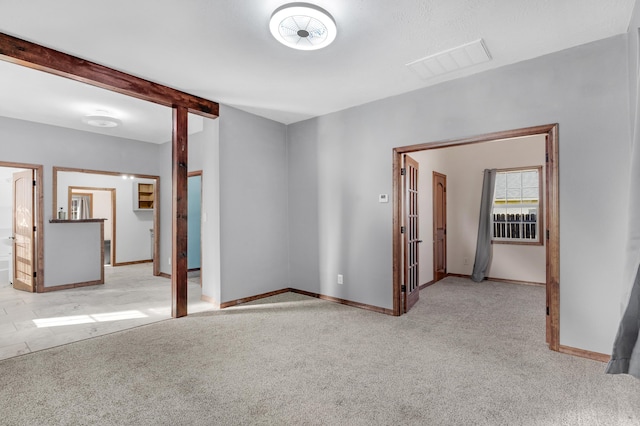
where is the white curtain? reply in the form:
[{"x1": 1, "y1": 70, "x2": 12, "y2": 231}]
[
  {"x1": 79, "y1": 195, "x2": 91, "y2": 219},
  {"x1": 471, "y1": 169, "x2": 496, "y2": 282}
]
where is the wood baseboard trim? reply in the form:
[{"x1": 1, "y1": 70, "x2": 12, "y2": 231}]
[
  {"x1": 200, "y1": 294, "x2": 220, "y2": 309},
  {"x1": 41, "y1": 279, "x2": 104, "y2": 292},
  {"x1": 289, "y1": 288, "x2": 395, "y2": 316},
  {"x1": 217, "y1": 287, "x2": 394, "y2": 315},
  {"x1": 219, "y1": 288, "x2": 291, "y2": 309},
  {"x1": 446, "y1": 273, "x2": 545, "y2": 287},
  {"x1": 486, "y1": 277, "x2": 545, "y2": 287},
  {"x1": 558, "y1": 345, "x2": 611, "y2": 363},
  {"x1": 113, "y1": 259, "x2": 153, "y2": 267},
  {"x1": 419, "y1": 279, "x2": 437, "y2": 290},
  {"x1": 158, "y1": 272, "x2": 171, "y2": 279}
]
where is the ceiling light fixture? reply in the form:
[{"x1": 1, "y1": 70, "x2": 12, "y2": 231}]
[
  {"x1": 82, "y1": 111, "x2": 121, "y2": 128},
  {"x1": 269, "y1": 3, "x2": 337, "y2": 50}
]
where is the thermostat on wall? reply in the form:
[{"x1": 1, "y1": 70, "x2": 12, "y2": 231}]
[{"x1": 379, "y1": 194, "x2": 389, "y2": 203}]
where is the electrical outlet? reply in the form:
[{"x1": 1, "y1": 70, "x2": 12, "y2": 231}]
[
  {"x1": 168, "y1": 257, "x2": 171, "y2": 266},
  {"x1": 337, "y1": 274, "x2": 343, "y2": 285},
  {"x1": 463, "y1": 257, "x2": 469, "y2": 265}
]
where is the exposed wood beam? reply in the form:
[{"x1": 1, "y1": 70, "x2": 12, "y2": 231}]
[
  {"x1": 172, "y1": 106, "x2": 189, "y2": 318},
  {"x1": 0, "y1": 32, "x2": 219, "y2": 118}
]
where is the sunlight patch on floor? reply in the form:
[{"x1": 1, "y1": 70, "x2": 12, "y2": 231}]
[{"x1": 33, "y1": 310, "x2": 148, "y2": 328}]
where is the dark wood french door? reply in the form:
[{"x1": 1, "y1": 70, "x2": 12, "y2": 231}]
[{"x1": 404, "y1": 155, "x2": 420, "y2": 312}]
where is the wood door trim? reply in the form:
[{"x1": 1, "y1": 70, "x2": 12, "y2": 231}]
[
  {"x1": 432, "y1": 172, "x2": 447, "y2": 283},
  {"x1": 188, "y1": 170, "x2": 203, "y2": 287},
  {"x1": 53, "y1": 167, "x2": 158, "y2": 276},
  {"x1": 0, "y1": 161, "x2": 44, "y2": 293},
  {"x1": 392, "y1": 123, "x2": 560, "y2": 353}
]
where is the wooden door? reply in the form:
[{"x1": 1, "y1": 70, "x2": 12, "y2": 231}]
[
  {"x1": 433, "y1": 172, "x2": 447, "y2": 282},
  {"x1": 12, "y1": 170, "x2": 35, "y2": 292},
  {"x1": 404, "y1": 155, "x2": 420, "y2": 312}
]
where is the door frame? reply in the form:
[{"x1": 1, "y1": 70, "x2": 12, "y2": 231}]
[
  {"x1": 0, "y1": 161, "x2": 44, "y2": 293},
  {"x1": 432, "y1": 171, "x2": 447, "y2": 283},
  {"x1": 53, "y1": 166, "x2": 160, "y2": 276},
  {"x1": 68, "y1": 186, "x2": 116, "y2": 265},
  {"x1": 392, "y1": 123, "x2": 560, "y2": 351},
  {"x1": 187, "y1": 170, "x2": 202, "y2": 275}
]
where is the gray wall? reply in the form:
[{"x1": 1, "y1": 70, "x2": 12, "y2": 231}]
[
  {"x1": 621, "y1": 0, "x2": 640, "y2": 309},
  {"x1": 287, "y1": 35, "x2": 631, "y2": 354},
  {"x1": 629, "y1": 1, "x2": 639, "y2": 136},
  {"x1": 218, "y1": 105, "x2": 289, "y2": 302}
]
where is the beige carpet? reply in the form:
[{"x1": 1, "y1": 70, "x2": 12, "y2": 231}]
[{"x1": 1, "y1": 276, "x2": 639, "y2": 425}]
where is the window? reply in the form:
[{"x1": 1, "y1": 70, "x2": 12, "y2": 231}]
[
  {"x1": 492, "y1": 167, "x2": 542, "y2": 245},
  {"x1": 70, "y1": 193, "x2": 93, "y2": 220}
]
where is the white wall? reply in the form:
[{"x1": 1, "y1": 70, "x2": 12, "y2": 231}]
[
  {"x1": 57, "y1": 172, "x2": 155, "y2": 263},
  {"x1": 0, "y1": 116, "x2": 164, "y2": 287},
  {"x1": 412, "y1": 135, "x2": 546, "y2": 285},
  {"x1": 287, "y1": 35, "x2": 631, "y2": 354}
]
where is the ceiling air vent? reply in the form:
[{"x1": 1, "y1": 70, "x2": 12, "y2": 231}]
[{"x1": 406, "y1": 39, "x2": 491, "y2": 80}]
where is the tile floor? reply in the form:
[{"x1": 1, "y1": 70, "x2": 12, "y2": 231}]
[{"x1": 0, "y1": 263, "x2": 214, "y2": 361}]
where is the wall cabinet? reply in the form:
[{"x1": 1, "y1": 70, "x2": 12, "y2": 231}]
[{"x1": 134, "y1": 182, "x2": 154, "y2": 210}]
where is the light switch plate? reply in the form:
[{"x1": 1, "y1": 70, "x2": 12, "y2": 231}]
[{"x1": 379, "y1": 194, "x2": 389, "y2": 203}]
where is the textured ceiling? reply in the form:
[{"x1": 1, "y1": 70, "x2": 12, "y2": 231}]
[{"x1": 0, "y1": 0, "x2": 635, "y2": 141}]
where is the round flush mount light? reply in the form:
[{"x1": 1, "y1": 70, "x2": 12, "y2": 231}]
[
  {"x1": 82, "y1": 111, "x2": 121, "y2": 128},
  {"x1": 269, "y1": 3, "x2": 337, "y2": 50}
]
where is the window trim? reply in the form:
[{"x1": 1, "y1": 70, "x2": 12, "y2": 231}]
[{"x1": 491, "y1": 165, "x2": 544, "y2": 246}]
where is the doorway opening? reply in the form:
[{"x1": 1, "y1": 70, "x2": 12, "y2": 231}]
[
  {"x1": 188, "y1": 171, "x2": 202, "y2": 274},
  {"x1": 53, "y1": 167, "x2": 160, "y2": 277},
  {"x1": 392, "y1": 124, "x2": 560, "y2": 351},
  {"x1": 432, "y1": 171, "x2": 447, "y2": 284},
  {"x1": 69, "y1": 186, "x2": 116, "y2": 265},
  {"x1": 0, "y1": 162, "x2": 44, "y2": 293}
]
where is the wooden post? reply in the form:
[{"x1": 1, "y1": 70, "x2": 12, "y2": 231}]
[{"x1": 172, "y1": 106, "x2": 188, "y2": 318}]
